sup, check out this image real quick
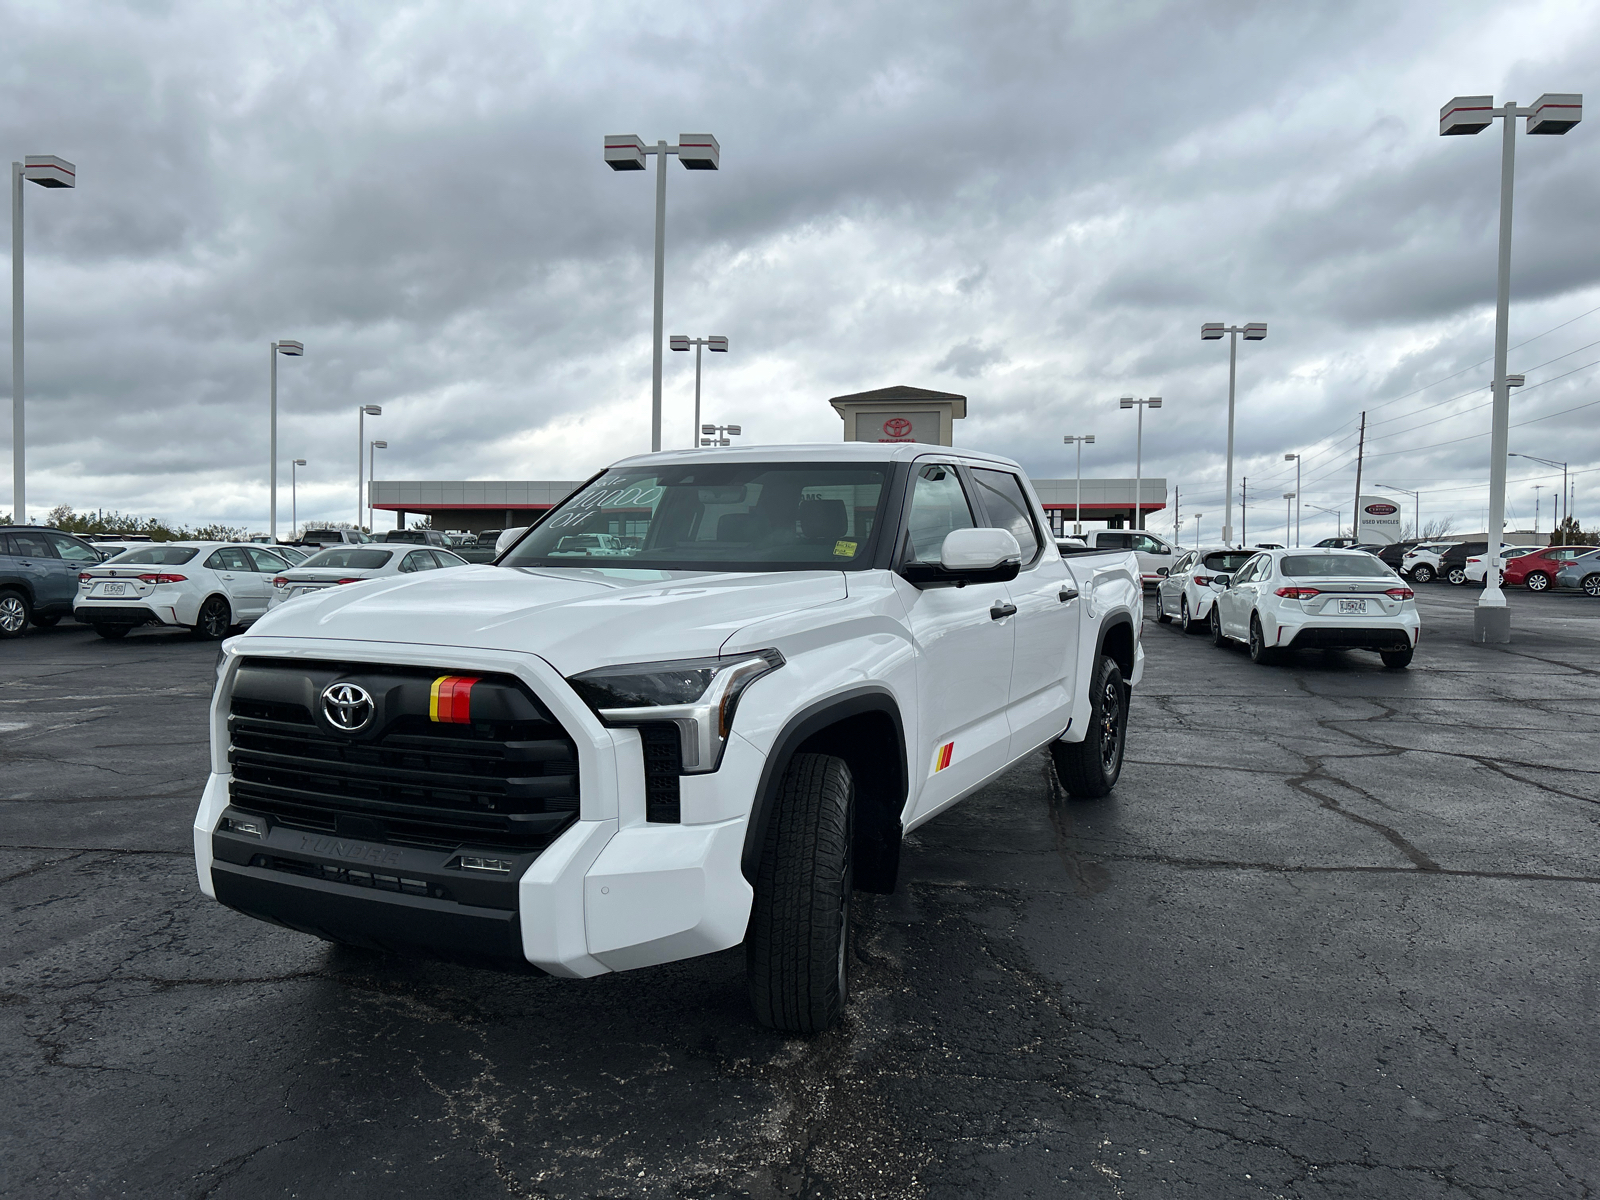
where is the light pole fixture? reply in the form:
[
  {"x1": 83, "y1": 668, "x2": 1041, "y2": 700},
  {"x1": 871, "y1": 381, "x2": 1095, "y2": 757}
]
[
  {"x1": 267, "y1": 340, "x2": 304, "y2": 540},
  {"x1": 1375, "y1": 484, "x2": 1421, "y2": 541},
  {"x1": 368, "y1": 440, "x2": 387, "y2": 532},
  {"x1": 1117, "y1": 396, "x2": 1161, "y2": 530},
  {"x1": 700, "y1": 422, "x2": 741, "y2": 447},
  {"x1": 1062, "y1": 434, "x2": 1095, "y2": 535},
  {"x1": 357, "y1": 404, "x2": 381, "y2": 528},
  {"x1": 1308, "y1": 502, "x2": 1341, "y2": 539},
  {"x1": 1509, "y1": 453, "x2": 1568, "y2": 530},
  {"x1": 11, "y1": 154, "x2": 76, "y2": 524},
  {"x1": 606, "y1": 133, "x2": 721, "y2": 455},
  {"x1": 291, "y1": 459, "x2": 306, "y2": 540},
  {"x1": 1283, "y1": 492, "x2": 1295, "y2": 545},
  {"x1": 1283, "y1": 453, "x2": 1302, "y2": 546},
  {"x1": 1202, "y1": 321, "x2": 1266, "y2": 545},
  {"x1": 1192, "y1": 513, "x2": 1203, "y2": 545},
  {"x1": 669, "y1": 334, "x2": 729, "y2": 448},
  {"x1": 1441, "y1": 91, "x2": 1581, "y2": 642}
]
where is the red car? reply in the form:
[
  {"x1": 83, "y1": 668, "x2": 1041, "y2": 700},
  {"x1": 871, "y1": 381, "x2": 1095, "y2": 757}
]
[{"x1": 1503, "y1": 546, "x2": 1594, "y2": 592}]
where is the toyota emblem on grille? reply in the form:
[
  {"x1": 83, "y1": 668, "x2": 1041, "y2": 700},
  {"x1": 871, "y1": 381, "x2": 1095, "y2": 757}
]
[{"x1": 321, "y1": 682, "x2": 374, "y2": 732}]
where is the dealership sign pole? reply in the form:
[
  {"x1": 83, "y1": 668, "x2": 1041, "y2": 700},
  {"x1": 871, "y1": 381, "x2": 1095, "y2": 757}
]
[{"x1": 1441, "y1": 92, "x2": 1581, "y2": 641}]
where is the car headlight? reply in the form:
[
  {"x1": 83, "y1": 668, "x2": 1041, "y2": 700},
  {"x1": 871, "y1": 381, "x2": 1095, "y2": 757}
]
[{"x1": 567, "y1": 650, "x2": 784, "y2": 773}]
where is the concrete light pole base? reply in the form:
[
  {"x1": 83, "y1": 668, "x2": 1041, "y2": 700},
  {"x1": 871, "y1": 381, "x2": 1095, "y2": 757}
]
[{"x1": 1473, "y1": 606, "x2": 1511, "y2": 644}]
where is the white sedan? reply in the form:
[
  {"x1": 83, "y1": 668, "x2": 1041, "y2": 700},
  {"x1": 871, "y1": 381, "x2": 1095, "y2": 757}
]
[
  {"x1": 1154, "y1": 545, "x2": 1258, "y2": 632},
  {"x1": 1208, "y1": 548, "x2": 1420, "y2": 668},
  {"x1": 75, "y1": 542, "x2": 297, "y2": 639},
  {"x1": 1463, "y1": 545, "x2": 1538, "y2": 583},
  {"x1": 266, "y1": 544, "x2": 468, "y2": 609}
]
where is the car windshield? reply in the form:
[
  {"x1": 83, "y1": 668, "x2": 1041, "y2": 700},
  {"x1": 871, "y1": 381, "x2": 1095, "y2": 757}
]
[
  {"x1": 1281, "y1": 554, "x2": 1396, "y2": 578},
  {"x1": 104, "y1": 546, "x2": 199, "y2": 565},
  {"x1": 1201, "y1": 551, "x2": 1255, "y2": 571},
  {"x1": 502, "y1": 463, "x2": 890, "y2": 571},
  {"x1": 300, "y1": 548, "x2": 394, "y2": 569}
]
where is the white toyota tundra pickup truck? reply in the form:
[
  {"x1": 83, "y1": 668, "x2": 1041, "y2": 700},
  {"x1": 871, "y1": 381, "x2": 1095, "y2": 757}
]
[{"x1": 195, "y1": 443, "x2": 1144, "y2": 1032}]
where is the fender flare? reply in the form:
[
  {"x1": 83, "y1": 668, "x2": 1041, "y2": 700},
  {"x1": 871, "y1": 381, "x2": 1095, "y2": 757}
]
[
  {"x1": 740, "y1": 685, "x2": 908, "y2": 889},
  {"x1": 1094, "y1": 610, "x2": 1137, "y2": 676}
]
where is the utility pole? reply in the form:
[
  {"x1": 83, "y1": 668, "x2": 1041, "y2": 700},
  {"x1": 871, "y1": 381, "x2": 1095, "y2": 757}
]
[{"x1": 1351, "y1": 410, "x2": 1367, "y2": 541}]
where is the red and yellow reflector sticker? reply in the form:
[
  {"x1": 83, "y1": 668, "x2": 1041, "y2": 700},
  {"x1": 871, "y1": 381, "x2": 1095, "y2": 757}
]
[
  {"x1": 429, "y1": 675, "x2": 481, "y2": 724},
  {"x1": 933, "y1": 741, "x2": 955, "y2": 773}
]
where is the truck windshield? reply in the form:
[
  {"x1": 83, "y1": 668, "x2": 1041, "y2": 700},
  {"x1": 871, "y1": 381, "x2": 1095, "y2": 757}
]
[{"x1": 502, "y1": 464, "x2": 890, "y2": 571}]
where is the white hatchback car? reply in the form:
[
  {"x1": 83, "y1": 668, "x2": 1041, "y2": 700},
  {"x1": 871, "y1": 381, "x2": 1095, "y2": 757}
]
[
  {"x1": 1462, "y1": 545, "x2": 1537, "y2": 583},
  {"x1": 1400, "y1": 541, "x2": 1456, "y2": 584},
  {"x1": 75, "y1": 542, "x2": 297, "y2": 639},
  {"x1": 1208, "y1": 548, "x2": 1420, "y2": 668},
  {"x1": 1154, "y1": 545, "x2": 1258, "y2": 631},
  {"x1": 267, "y1": 544, "x2": 468, "y2": 609}
]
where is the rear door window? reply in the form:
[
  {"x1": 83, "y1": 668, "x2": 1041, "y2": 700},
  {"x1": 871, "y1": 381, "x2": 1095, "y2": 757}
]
[
  {"x1": 969, "y1": 469, "x2": 1042, "y2": 564},
  {"x1": 7, "y1": 532, "x2": 57, "y2": 558},
  {"x1": 205, "y1": 548, "x2": 252, "y2": 571},
  {"x1": 246, "y1": 548, "x2": 289, "y2": 572},
  {"x1": 44, "y1": 533, "x2": 98, "y2": 562}
]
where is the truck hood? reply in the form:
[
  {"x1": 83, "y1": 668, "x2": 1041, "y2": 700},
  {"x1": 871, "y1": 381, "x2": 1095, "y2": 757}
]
[{"x1": 243, "y1": 564, "x2": 850, "y2": 674}]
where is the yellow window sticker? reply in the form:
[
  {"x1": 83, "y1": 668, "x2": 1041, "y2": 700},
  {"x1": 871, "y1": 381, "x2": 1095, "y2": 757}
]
[{"x1": 833, "y1": 540, "x2": 858, "y2": 557}]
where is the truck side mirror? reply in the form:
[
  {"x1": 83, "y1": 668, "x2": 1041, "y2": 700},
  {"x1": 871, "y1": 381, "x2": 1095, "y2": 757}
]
[{"x1": 900, "y1": 528, "x2": 1022, "y2": 588}]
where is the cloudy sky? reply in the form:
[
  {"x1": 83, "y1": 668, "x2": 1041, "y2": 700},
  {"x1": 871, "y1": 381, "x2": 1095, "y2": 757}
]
[{"x1": 4, "y1": 0, "x2": 1599, "y2": 541}]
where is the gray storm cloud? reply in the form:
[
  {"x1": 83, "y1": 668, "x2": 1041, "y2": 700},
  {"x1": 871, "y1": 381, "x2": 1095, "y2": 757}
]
[{"x1": 3, "y1": 0, "x2": 1597, "y2": 540}]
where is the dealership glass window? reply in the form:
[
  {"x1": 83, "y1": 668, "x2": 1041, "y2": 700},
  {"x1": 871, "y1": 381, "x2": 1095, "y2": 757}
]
[{"x1": 970, "y1": 469, "x2": 1041, "y2": 563}]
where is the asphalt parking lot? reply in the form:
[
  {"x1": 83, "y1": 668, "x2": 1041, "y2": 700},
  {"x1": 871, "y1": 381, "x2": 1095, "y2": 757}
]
[{"x1": 4, "y1": 586, "x2": 1598, "y2": 1199}]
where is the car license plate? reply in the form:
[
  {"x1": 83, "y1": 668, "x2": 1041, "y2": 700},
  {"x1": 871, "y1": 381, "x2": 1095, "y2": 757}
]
[
  {"x1": 1338, "y1": 599, "x2": 1367, "y2": 614},
  {"x1": 101, "y1": 582, "x2": 127, "y2": 596}
]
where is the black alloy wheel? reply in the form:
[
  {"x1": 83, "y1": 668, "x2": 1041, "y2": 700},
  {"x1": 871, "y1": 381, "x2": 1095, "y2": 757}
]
[
  {"x1": 1050, "y1": 654, "x2": 1128, "y2": 798},
  {"x1": 1248, "y1": 616, "x2": 1280, "y2": 665},
  {"x1": 1209, "y1": 604, "x2": 1228, "y2": 647},
  {"x1": 1180, "y1": 595, "x2": 1194, "y2": 632},
  {"x1": 0, "y1": 589, "x2": 32, "y2": 638},
  {"x1": 1411, "y1": 564, "x2": 1435, "y2": 584},
  {"x1": 192, "y1": 595, "x2": 232, "y2": 640},
  {"x1": 1584, "y1": 574, "x2": 1600, "y2": 599},
  {"x1": 1526, "y1": 571, "x2": 1550, "y2": 592}
]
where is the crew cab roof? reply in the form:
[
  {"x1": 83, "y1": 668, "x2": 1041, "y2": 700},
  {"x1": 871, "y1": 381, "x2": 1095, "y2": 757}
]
[{"x1": 608, "y1": 441, "x2": 1025, "y2": 471}]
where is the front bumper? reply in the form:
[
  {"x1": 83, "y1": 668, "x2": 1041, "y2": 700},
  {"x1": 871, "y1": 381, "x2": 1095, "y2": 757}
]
[{"x1": 193, "y1": 640, "x2": 761, "y2": 977}]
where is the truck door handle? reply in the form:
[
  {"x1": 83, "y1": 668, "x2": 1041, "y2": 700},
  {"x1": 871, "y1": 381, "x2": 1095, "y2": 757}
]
[
  {"x1": 990, "y1": 602, "x2": 1018, "y2": 620},
  {"x1": 1058, "y1": 585, "x2": 1079, "y2": 602}
]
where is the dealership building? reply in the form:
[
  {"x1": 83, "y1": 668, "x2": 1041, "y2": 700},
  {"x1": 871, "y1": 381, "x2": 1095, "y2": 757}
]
[{"x1": 368, "y1": 384, "x2": 1168, "y2": 537}]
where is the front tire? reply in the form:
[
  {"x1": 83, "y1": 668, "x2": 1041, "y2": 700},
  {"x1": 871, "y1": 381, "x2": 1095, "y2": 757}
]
[
  {"x1": 1380, "y1": 647, "x2": 1414, "y2": 669},
  {"x1": 1248, "y1": 616, "x2": 1280, "y2": 665},
  {"x1": 191, "y1": 595, "x2": 232, "y2": 640},
  {"x1": 1209, "y1": 604, "x2": 1229, "y2": 646},
  {"x1": 1155, "y1": 594, "x2": 1171, "y2": 624},
  {"x1": 1447, "y1": 566, "x2": 1468, "y2": 586},
  {"x1": 747, "y1": 753, "x2": 854, "y2": 1035},
  {"x1": 1526, "y1": 571, "x2": 1550, "y2": 592},
  {"x1": 1411, "y1": 564, "x2": 1435, "y2": 584},
  {"x1": 1583, "y1": 574, "x2": 1600, "y2": 599},
  {"x1": 0, "y1": 589, "x2": 32, "y2": 637},
  {"x1": 1050, "y1": 655, "x2": 1128, "y2": 799},
  {"x1": 30, "y1": 613, "x2": 61, "y2": 629}
]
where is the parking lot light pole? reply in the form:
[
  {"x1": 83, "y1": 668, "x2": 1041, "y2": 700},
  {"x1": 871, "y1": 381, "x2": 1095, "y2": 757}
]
[
  {"x1": 290, "y1": 459, "x2": 306, "y2": 539},
  {"x1": 1308, "y1": 502, "x2": 1341, "y2": 539},
  {"x1": 606, "y1": 134, "x2": 720, "y2": 454},
  {"x1": 367, "y1": 441, "x2": 387, "y2": 532},
  {"x1": 1509, "y1": 453, "x2": 1569, "y2": 529},
  {"x1": 1283, "y1": 492, "x2": 1296, "y2": 544},
  {"x1": 268, "y1": 341, "x2": 303, "y2": 540},
  {"x1": 12, "y1": 155, "x2": 76, "y2": 525},
  {"x1": 1062, "y1": 434, "x2": 1095, "y2": 535},
  {"x1": 669, "y1": 334, "x2": 729, "y2": 448},
  {"x1": 1192, "y1": 513, "x2": 1202, "y2": 544},
  {"x1": 1441, "y1": 92, "x2": 1582, "y2": 642},
  {"x1": 700, "y1": 422, "x2": 741, "y2": 447},
  {"x1": 356, "y1": 404, "x2": 381, "y2": 528},
  {"x1": 1118, "y1": 396, "x2": 1161, "y2": 529},
  {"x1": 1284, "y1": 453, "x2": 1302, "y2": 545},
  {"x1": 1202, "y1": 322, "x2": 1266, "y2": 545},
  {"x1": 1375, "y1": 484, "x2": 1420, "y2": 540}
]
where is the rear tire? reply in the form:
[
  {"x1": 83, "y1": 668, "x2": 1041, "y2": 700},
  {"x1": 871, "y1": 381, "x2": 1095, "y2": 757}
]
[
  {"x1": 1526, "y1": 571, "x2": 1550, "y2": 592},
  {"x1": 1155, "y1": 594, "x2": 1171, "y2": 624},
  {"x1": 1446, "y1": 566, "x2": 1468, "y2": 586},
  {"x1": 191, "y1": 595, "x2": 232, "y2": 640},
  {"x1": 1248, "y1": 616, "x2": 1280, "y2": 665},
  {"x1": 0, "y1": 589, "x2": 31, "y2": 638},
  {"x1": 1410, "y1": 564, "x2": 1435, "y2": 584},
  {"x1": 1583, "y1": 574, "x2": 1600, "y2": 599},
  {"x1": 93, "y1": 624, "x2": 130, "y2": 640},
  {"x1": 1380, "y1": 647, "x2": 1414, "y2": 669},
  {"x1": 30, "y1": 613, "x2": 61, "y2": 629},
  {"x1": 1050, "y1": 655, "x2": 1128, "y2": 799},
  {"x1": 746, "y1": 753, "x2": 854, "y2": 1035}
]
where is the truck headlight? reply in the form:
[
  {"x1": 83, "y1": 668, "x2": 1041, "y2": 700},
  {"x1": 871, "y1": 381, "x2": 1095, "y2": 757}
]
[{"x1": 567, "y1": 650, "x2": 784, "y2": 773}]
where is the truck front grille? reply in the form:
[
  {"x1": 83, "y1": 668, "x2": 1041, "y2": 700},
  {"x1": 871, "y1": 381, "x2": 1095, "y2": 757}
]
[{"x1": 226, "y1": 658, "x2": 581, "y2": 854}]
